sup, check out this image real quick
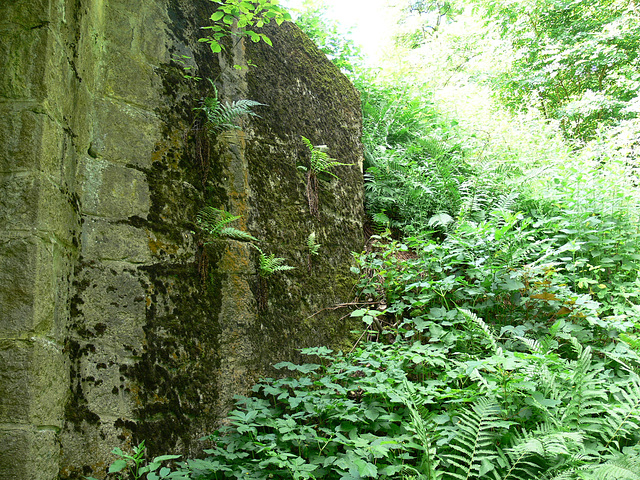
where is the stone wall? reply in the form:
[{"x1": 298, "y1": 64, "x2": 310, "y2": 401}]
[{"x1": 0, "y1": 1, "x2": 364, "y2": 479}]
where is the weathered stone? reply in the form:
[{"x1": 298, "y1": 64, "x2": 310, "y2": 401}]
[
  {"x1": 0, "y1": 236, "x2": 54, "y2": 337},
  {"x1": 82, "y1": 218, "x2": 153, "y2": 264},
  {"x1": 0, "y1": 1, "x2": 365, "y2": 479},
  {"x1": 78, "y1": 157, "x2": 150, "y2": 219},
  {"x1": 0, "y1": 427, "x2": 59, "y2": 480},
  {"x1": 0, "y1": 339, "x2": 67, "y2": 426},
  {"x1": 71, "y1": 265, "x2": 147, "y2": 353},
  {"x1": 0, "y1": 172, "x2": 75, "y2": 241},
  {"x1": 92, "y1": 98, "x2": 163, "y2": 168},
  {"x1": 0, "y1": 24, "x2": 49, "y2": 100}
]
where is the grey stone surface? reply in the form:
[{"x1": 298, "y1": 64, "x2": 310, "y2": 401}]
[{"x1": 77, "y1": 157, "x2": 150, "y2": 219}]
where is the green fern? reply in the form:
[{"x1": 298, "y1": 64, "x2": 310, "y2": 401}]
[
  {"x1": 196, "y1": 206, "x2": 258, "y2": 242},
  {"x1": 300, "y1": 136, "x2": 353, "y2": 178},
  {"x1": 253, "y1": 245, "x2": 295, "y2": 277},
  {"x1": 459, "y1": 309, "x2": 500, "y2": 355},
  {"x1": 194, "y1": 83, "x2": 264, "y2": 135},
  {"x1": 307, "y1": 232, "x2": 321, "y2": 256},
  {"x1": 441, "y1": 397, "x2": 503, "y2": 480},
  {"x1": 584, "y1": 453, "x2": 640, "y2": 480},
  {"x1": 400, "y1": 379, "x2": 440, "y2": 480},
  {"x1": 598, "y1": 377, "x2": 640, "y2": 451}
]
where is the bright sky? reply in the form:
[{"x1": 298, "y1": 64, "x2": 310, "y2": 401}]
[{"x1": 280, "y1": 0, "x2": 396, "y2": 62}]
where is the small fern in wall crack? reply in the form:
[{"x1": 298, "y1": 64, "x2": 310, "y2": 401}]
[
  {"x1": 194, "y1": 82, "x2": 264, "y2": 137},
  {"x1": 299, "y1": 135, "x2": 353, "y2": 217},
  {"x1": 307, "y1": 231, "x2": 321, "y2": 272},
  {"x1": 196, "y1": 206, "x2": 258, "y2": 243},
  {"x1": 252, "y1": 245, "x2": 295, "y2": 278},
  {"x1": 251, "y1": 245, "x2": 295, "y2": 311}
]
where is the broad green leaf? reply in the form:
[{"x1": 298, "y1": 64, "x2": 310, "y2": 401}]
[{"x1": 108, "y1": 459, "x2": 128, "y2": 473}]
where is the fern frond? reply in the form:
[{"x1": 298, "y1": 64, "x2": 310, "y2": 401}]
[
  {"x1": 195, "y1": 85, "x2": 264, "y2": 135},
  {"x1": 197, "y1": 206, "x2": 258, "y2": 242},
  {"x1": 585, "y1": 454, "x2": 640, "y2": 480},
  {"x1": 218, "y1": 227, "x2": 260, "y2": 242},
  {"x1": 399, "y1": 379, "x2": 440, "y2": 480},
  {"x1": 559, "y1": 342, "x2": 608, "y2": 433},
  {"x1": 307, "y1": 232, "x2": 321, "y2": 256},
  {"x1": 599, "y1": 377, "x2": 640, "y2": 450},
  {"x1": 441, "y1": 398, "x2": 503, "y2": 480},
  {"x1": 252, "y1": 245, "x2": 295, "y2": 277},
  {"x1": 301, "y1": 136, "x2": 353, "y2": 178},
  {"x1": 458, "y1": 308, "x2": 499, "y2": 355}
]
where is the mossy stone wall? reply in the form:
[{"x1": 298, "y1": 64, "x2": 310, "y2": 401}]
[{"x1": 0, "y1": 1, "x2": 364, "y2": 479}]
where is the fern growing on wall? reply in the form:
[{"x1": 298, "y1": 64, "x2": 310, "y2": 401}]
[
  {"x1": 299, "y1": 136, "x2": 353, "y2": 217},
  {"x1": 253, "y1": 245, "x2": 295, "y2": 277},
  {"x1": 194, "y1": 82, "x2": 264, "y2": 136},
  {"x1": 196, "y1": 206, "x2": 258, "y2": 242}
]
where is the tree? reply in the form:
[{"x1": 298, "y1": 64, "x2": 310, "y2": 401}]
[{"x1": 476, "y1": 0, "x2": 640, "y2": 142}]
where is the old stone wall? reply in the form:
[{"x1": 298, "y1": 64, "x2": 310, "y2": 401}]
[{"x1": 0, "y1": 1, "x2": 364, "y2": 479}]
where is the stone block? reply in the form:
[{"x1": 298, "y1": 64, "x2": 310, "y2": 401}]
[
  {"x1": 0, "y1": 104, "x2": 43, "y2": 172},
  {"x1": 72, "y1": 265, "x2": 147, "y2": 352},
  {"x1": 0, "y1": 172, "x2": 75, "y2": 240},
  {"x1": 0, "y1": 236, "x2": 38, "y2": 336},
  {"x1": 0, "y1": 0, "x2": 53, "y2": 28},
  {"x1": 0, "y1": 25, "x2": 49, "y2": 100},
  {"x1": 82, "y1": 218, "x2": 152, "y2": 264},
  {"x1": 78, "y1": 157, "x2": 150, "y2": 219},
  {"x1": 91, "y1": 98, "x2": 162, "y2": 168},
  {"x1": 0, "y1": 234, "x2": 72, "y2": 338},
  {"x1": 76, "y1": 349, "x2": 140, "y2": 418},
  {"x1": 101, "y1": 48, "x2": 161, "y2": 108},
  {"x1": 0, "y1": 339, "x2": 67, "y2": 426},
  {"x1": 0, "y1": 426, "x2": 59, "y2": 480}
]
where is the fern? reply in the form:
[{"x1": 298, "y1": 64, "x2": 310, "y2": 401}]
[
  {"x1": 458, "y1": 309, "x2": 499, "y2": 355},
  {"x1": 400, "y1": 379, "x2": 440, "y2": 480},
  {"x1": 503, "y1": 425, "x2": 585, "y2": 480},
  {"x1": 194, "y1": 83, "x2": 264, "y2": 135},
  {"x1": 300, "y1": 136, "x2": 353, "y2": 178},
  {"x1": 598, "y1": 377, "x2": 640, "y2": 451},
  {"x1": 559, "y1": 341, "x2": 608, "y2": 434},
  {"x1": 307, "y1": 232, "x2": 321, "y2": 256},
  {"x1": 584, "y1": 453, "x2": 640, "y2": 480},
  {"x1": 253, "y1": 245, "x2": 295, "y2": 277},
  {"x1": 196, "y1": 206, "x2": 258, "y2": 242},
  {"x1": 441, "y1": 398, "x2": 503, "y2": 480}
]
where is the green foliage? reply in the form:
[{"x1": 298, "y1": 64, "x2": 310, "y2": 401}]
[
  {"x1": 299, "y1": 136, "x2": 353, "y2": 217},
  {"x1": 252, "y1": 245, "x2": 295, "y2": 277},
  {"x1": 290, "y1": 0, "x2": 363, "y2": 73},
  {"x1": 299, "y1": 136, "x2": 352, "y2": 178},
  {"x1": 194, "y1": 83, "x2": 264, "y2": 136},
  {"x1": 200, "y1": 0, "x2": 291, "y2": 54},
  {"x1": 92, "y1": 6, "x2": 640, "y2": 478},
  {"x1": 197, "y1": 206, "x2": 259, "y2": 242},
  {"x1": 84, "y1": 441, "x2": 184, "y2": 480},
  {"x1": 306, "y1": 231, "x2": 321, "y2": 257},
  {"x1": 474, "y1": 0, "x2": 640, "y2": 142}
]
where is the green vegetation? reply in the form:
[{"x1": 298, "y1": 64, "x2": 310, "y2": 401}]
[
  {"x1": 200, "y1": 0, "x2": 291, "y2": 53},
  {"x1": 196, "y1": 206, "x2": 259, "y2": 242},
  {"x1": 194, "y1": 83, "x2": 264, "y2": 136},
  {"x1": 299, "y1": 135, "x2": 353, "y2": 217},
  {"x1": 93, "y1": 0, "x2": 640, "y2": 478},
  {"x1": 253, "y1": 244, "x2": 296, "y2": 277}
]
